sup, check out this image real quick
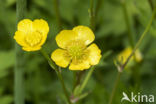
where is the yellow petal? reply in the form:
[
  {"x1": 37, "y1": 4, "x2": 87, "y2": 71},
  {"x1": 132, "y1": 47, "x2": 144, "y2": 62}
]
[
  {"x1": 72, "y1": 26, "x2": 95, "y2": 45},
  {"x1": 14, "y1": 31, "x2": 27, "y2": 47},
  {"x1": 17, "y1": 19, "x2": 33, "y2": 33},
  {"x1": 56, "y1": 30, "x2": 77, "y2": 49},
  {"x1": 33, "y1": 19, "x2": 49, "y2": 47},
  {"x1": 118, "y1": 47, "x2": 143, "y2": 64},
  {"x1": 87, "y1": 43, "x2": 101, "y2": 65},
  {"x1": 33, "y1": 19, "x2": 49, "y2": 35},
  {"x1": 118, "y1": 47, "x2": 132, "y2": 63},
  {"x1": 15, "y1": 19, "x2": 49, "y2": 52},
  {"x1": 51, "y1": 49, "x2": 71, "y2": 68},
  {"x1": 25, "y1": 31, "x2": 42, "y2": 46},
  {"x1": 69, "y1": 60, "x2": 90, "y2": 70},
  {"x1": 22, "y1": 46, "x2": 41, "y2": 51},
  {"x1": 135, "y1": 50, "x2": 143, "y2": 62},
  {"x1": 37, "y1": 33, "x2": 47, "y2": 47}
]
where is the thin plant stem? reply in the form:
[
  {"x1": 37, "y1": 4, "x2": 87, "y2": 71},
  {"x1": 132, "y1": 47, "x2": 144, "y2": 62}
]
[
  {"x1": 148, "y1": 0, "x2": 154, "y2": 10},
  {"x1": 72, "y1": 71, "x2": 84, "y2": 92},
  {"x1": 72, "y1": 71, "x2": 77, "y2": 91},
  {"x1": 54, "y1": 0, "x2": 62, "y2": 30},
  {"x1": 40, "y1": 49, "x2": 57, "y2": 70},
  {"x1": 55, "y1": 68, "x2": 72, "y2": 104},
  {"x1": 74, "y1": 0, "x2": 99, "y2": 97},
  {"x1": 122, "y1": 0, "x2": 135, "y2": 47},
  {"x1": 95, "y1": 0, "x2": 103, "y2": 17},
  {"x1": 108, "y1": 7, "x2": 156, "y2": 104},
  {"x1": 40, "y1": 49, "x2": 72, "y2": 104},
  {"x1": 122, "y1": 0, "x2": 141, "y2": 89},
  {"x1": 121, "y1": 7, "x2": 156, "y2": 70},
  {"x1": 78, "y1": 66, "x2": 95, "y2": 94},
  {"x1": 14, "y1": 0, "x2": 27, "y2": 104},
  {"x1": 89, "y1": 0, "x2": 95, "y2": 30},
  {"x1": 108, "y1": 72, "x2": 121, "y2": 104}
]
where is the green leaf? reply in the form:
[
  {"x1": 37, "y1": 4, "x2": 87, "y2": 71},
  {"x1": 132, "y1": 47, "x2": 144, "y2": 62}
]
[
  {"x1": 73, "y1": 85, "x2": 81, "y2": 96},
  {"x1": 0, "y1": 95, "x2": 13, "y2": 104},
  {"x1": 0, "y1": 50, "x2": 15, "y2": 78}
]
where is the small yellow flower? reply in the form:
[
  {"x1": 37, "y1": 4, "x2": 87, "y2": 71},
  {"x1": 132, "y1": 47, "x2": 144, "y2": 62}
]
[
  {"x1": 51, "y1": 26, "x2": 101, "y2": 70},
  {"x1": 14, "y1": 19, "x2": 49, "y2": 51},
  {"x1": 118, "y1": 47, "x2": 143, "y2": 64}
]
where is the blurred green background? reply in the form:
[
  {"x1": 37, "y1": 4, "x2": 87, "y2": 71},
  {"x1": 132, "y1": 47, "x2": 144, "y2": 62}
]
[{"x1": 0, "y1": 0, "x2": 156, "y2": 104}]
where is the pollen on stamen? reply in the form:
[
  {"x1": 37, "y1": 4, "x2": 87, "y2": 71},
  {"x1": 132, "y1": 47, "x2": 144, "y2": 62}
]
[
  {"x1": 64, "y1": 40, "x2": 89, "y2": 65},
  {"x1": 25, "y1": 31, "x2": 42, "y2": 47}
]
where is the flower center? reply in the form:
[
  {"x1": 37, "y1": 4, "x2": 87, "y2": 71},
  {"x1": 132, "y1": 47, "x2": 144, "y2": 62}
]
[
  {"x1": 25, "y1": 31, "x2": 42, "y2": 47},
  {"x1": 65, "y1": 40, "x2": 89, "y2": 64}
]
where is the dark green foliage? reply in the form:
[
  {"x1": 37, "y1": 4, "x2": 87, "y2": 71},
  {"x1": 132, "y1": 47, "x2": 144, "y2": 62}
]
[{"x1": 0, "y1": 0, "x2": 156, "y2": 104}]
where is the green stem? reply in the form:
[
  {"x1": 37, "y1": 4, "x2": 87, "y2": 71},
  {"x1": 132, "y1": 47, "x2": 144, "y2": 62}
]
[
  {"x1": 40, "y1": 49, "x2": 57, "y2": 70},
  {"x1": 122, "y1": 0, "x2": 141, "y2": 89},
  {"x1": 121, "y1": 7, "x2": 156, "y2": 70},
  {"x1": 89, "y1": 0, "x2": 95, "y2": 30},
  {"x1": 108, "y1": 72, "x2": 121, "y2": 104},
  {"x1": 122, "y1": 0, "x2": 135, "y2": 47},
  {"x1": 40, "y1": 49, "x2": 72, "y2": 104},
  {"x1": 56, "y1": 69, "x2": 72, "y2": 104},
  {"x1": 78, "y1": 67, "x2": 95, "y2": 94},
  {"x1": 73, "y1": 71, "x2": 84, "y2": 92},
  {"x1": 108, "y1": 6, "x2": 156, "y2": 104},
  {"x1": 54, "y1": 0, "x2": 62, "y2": 30},
  {"x1": 14, "y1": 0, "x2": 27, "y2": 104},
  {"x1": 72, "y1": 71, "x2": 77, "y2": 91},
  {"x1": 95, "y1": 0, "x2": 103, "y2": 17},
  {"x1": 148, "y1": 0, "x2": 154, "y2": 10}
]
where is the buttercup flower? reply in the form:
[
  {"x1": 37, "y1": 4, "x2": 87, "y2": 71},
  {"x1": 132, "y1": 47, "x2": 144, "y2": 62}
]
[
  {"x1": 14, "y1": 19, "x2": 49, "y2": 51},
  {"x1": 118, "y1": 47, "x2": 142, "y2": 64},
  {"x1": 51, "y1": 26, "x2": 101, "y2": 70}
]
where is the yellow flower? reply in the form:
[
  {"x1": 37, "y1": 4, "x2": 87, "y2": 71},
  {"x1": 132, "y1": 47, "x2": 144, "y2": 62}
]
[
  {"x1": 118, "y1": 47, "x2": 143, "y2": 64},
  {"x1": 14, "y1": 19, "x2": 49, "y2": 51},
  {"x1": 51, "y1": 26, "x2": 101, "y2": 70}
]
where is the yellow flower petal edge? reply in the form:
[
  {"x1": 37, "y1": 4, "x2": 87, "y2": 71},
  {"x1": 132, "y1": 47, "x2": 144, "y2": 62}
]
[
  {"x1": 118, "y1": 47, "x2": 143, "y2": 64},
  {"x1": 17, "y1": 19, "x2": 33, "y2": 33},
  {"x1": 51, "y1": 49, "x2": 71, "y2": 68},
  {"x1": 22, "y1": 46, "x2": 41, "y2": 51},
  {"x1": 135, "y1": 49, "x2": 143, "y2": 62},
  {"x1": 51, "y1": 25, "x2": 101, "y2": 71},
  {"x1": 14, "y1": 19, "x2": 49, "y2": 51},
  {"x1": 72, "y1": 26, "x2": 95, "y2": 45},
  {"x1": 87, "y1": 44, "x2": 102, "y2": 65},
  {"x1": 56, "y1": 30, "x2": 77, "y2": 49},
  {"x1": 55, "y1": 26, "x2": 95, "y2": 49},
  {"x1": 14, "y1": 31, "x2": 27, "y2": 47},
  {"x1": 69, "y1": 60, "x2": 90, "y2": 70}
]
